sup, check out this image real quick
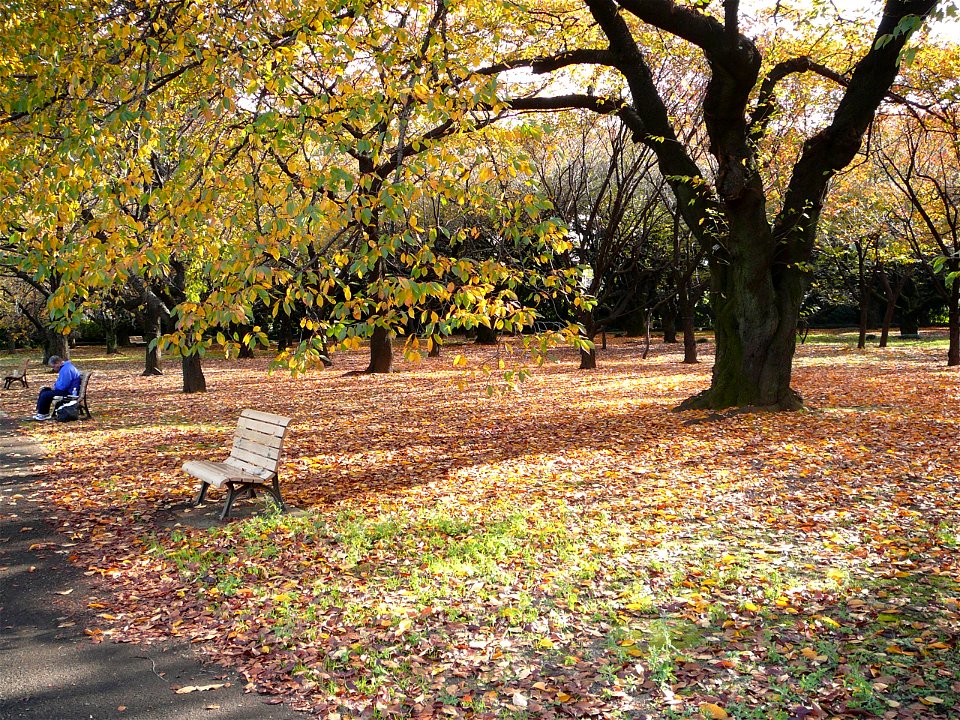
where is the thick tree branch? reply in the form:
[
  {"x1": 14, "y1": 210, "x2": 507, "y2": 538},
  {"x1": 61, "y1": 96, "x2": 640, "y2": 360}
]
[
  {"x1": 615, "y1": 0, "x2": 756, "y2": 80},
  {"x1": 774, "y1": 0, "x2": 939, "y2": 259}
]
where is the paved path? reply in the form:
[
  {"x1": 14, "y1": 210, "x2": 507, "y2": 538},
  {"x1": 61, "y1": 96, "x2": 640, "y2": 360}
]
[{"x1": 0, "y1": 415, "x2": 300, "y2": 720}]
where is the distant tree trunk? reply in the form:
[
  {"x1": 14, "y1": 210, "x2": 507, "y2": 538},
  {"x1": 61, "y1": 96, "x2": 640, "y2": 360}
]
[
  {"x1": 181, "y1": 354, "x2": 206, "y2": 393},
  {"x1": 661, "y1": 302, "x2": 678, "y2": 344},
  {"x1": 949, "y1": 264, "x2": 960, "y2": 367},
  {"x1": 642, "y1": 312, "x2": 652, "y2": 360},
  {"x1": 235, "y1": 324, "x2": 255, "y2": 359},
  {"x1": 142, "y1": 310, "x2": 163, "y2": 376},
  {"x1": 44, "y1": 331, "x2": 69, "y2": 363},
  {"x1": 276, "y1": 311, "x2": 295, "y2": 352},
  {"x1": 366, "y1": 326, "x2": 393, "y2": 373},
  {"x1": 670, "y1": 208, "x2": 698, "y2": 364},
  {"x1": 878, "y1": 268, "x2": 909, "y2": 349},
  {"x1": 579, "y1": 311, "x2": 598, "y2": 370},
  {"x1": 855, "y1": 239, "x2": 873, "y2": 350},
  {"x1": 475, "y1": 324, "x2": 498, "y2": 345},
  {"x1": 428, "y1": 335, "x2": 442, "y2": 357},
  {"x1": 678, "y1": 280, "x2": 698, "y2": 364},
  {"x1": 105, "y1": 325, "x2": 119, "y2": 354}
]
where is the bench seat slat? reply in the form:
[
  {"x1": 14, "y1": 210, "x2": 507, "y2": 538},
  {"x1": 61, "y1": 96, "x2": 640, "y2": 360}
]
[
  {"x1": 182, "y1": 459, "x2": 265, "y2": 488},
  {"x1": 222, "y1": 456, "x2": 275, "y2": 479}
]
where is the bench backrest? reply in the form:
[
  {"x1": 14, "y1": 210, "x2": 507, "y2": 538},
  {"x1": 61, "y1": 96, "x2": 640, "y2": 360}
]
[
  {"x1": 77, "y1": 370, "x2": 92, "y2": 397},
  {"x1": 223, "y1": 409, "x2": 292, "y2": 480},
  {"x1": 6, "y1": 360, "x2": 28, "y2": 379}
]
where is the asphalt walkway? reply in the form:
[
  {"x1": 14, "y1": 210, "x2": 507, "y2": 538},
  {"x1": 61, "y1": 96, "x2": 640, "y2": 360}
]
[{"x1": 0, "y1": 414, "x2": 299, "y2": 720}]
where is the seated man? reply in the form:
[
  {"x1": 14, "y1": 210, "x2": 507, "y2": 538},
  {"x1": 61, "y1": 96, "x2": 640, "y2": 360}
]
[{"x1": 33, "y1": 355, "x2": 82, "y2": 421}]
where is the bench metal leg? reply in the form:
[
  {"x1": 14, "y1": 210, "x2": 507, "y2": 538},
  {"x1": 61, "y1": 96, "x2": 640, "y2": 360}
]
[
  {"x1": 268, "y1": 476, "x2": 286, "y2": 511},
  {"x1": 221, "y1": 483, "x2": 240, "y2": 521},
  {"x1": 194, "y1": 481, "x2": 210, "y2": 506}
]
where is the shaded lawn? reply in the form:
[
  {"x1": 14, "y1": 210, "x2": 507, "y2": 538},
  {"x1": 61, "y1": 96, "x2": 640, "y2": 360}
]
[{"x1": 2, "y1": 338, "x2": 959, "y2": 719}]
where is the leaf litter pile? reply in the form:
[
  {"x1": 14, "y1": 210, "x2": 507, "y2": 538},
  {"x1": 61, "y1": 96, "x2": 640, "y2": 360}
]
[{"x1": 4, "y1": 338, "x2": 960, "y2": 719}]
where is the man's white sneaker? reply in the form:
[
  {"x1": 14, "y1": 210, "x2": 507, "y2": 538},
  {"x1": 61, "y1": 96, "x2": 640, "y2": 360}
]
[{"x1": 32, "y1": 413, "x2": 50, "y2": 421}]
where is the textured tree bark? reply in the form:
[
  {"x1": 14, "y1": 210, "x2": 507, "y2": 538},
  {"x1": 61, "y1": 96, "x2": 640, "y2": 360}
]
[
  {"x1": 679, "y1": 213, "x2": 807, "y2": 410},
  {"x1": 366, "y1": 326, "x2": 394, "y2": 373},
  {"x1": 181, "y1": 354, "x2": 206, "y2": 393}
]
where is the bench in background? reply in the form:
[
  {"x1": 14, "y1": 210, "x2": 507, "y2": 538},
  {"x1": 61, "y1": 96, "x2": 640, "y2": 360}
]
[{"x1": 3, "y1": 360, "x2": 28, "y2": 389}]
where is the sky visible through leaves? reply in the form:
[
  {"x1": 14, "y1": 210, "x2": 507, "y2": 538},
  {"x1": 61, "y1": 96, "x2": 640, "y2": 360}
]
[{"x1": 2, "y1": 335, "x2": 959, "y2": 719}]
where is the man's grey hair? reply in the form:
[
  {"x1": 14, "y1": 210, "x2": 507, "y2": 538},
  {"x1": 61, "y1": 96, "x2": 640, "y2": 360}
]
[{"x1": 47, "y1": 355, "x2": 62, "y2": 367}]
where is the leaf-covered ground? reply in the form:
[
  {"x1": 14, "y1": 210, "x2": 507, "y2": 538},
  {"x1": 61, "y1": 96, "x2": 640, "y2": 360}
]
[{"x1": 3, "y1": 336, "x2": 959, "y2": 719}]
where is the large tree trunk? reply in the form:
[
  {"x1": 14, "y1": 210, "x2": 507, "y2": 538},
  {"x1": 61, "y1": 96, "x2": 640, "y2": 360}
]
[
  {"x1": 366, "y1": 326, "x2": 393, "y2": 373},
  {"x1": 181, "y1": 354, "x2": 206, "y2": 393},
  {"x1": 680, "y1": 219, "x2": 806, "y2": 410}
]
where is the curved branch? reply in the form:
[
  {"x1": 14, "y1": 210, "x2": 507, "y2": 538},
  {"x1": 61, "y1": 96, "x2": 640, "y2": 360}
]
[
  {"x1": 477, "y1": 49, "x2": 617, "y2": 77},
  {"x1": 748, "y1": 57, "x2": 847, "y2": 139},
  {"x1": 748, "y1": 56, "x2": 926, "y2": 141}
]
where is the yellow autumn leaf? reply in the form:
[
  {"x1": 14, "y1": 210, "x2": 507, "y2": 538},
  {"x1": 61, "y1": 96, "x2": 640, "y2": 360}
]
[{"x1": 699, "y1": 702, "x2": 729, "y2": 719}]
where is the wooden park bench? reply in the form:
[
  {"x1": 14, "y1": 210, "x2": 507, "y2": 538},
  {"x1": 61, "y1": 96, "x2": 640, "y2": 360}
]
[
  {"x1": 52, "y1": 371, "x2": 94, "y2": 420},
  {"x1": 128, "y1": 335, "x2": 146, "y2": 345},
  {"x1": 183, "y1": 409, "x2": 293, "y2": 520},
  {"x1": 3, "y1": 360, "x2": 29, "y2": 389}
]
